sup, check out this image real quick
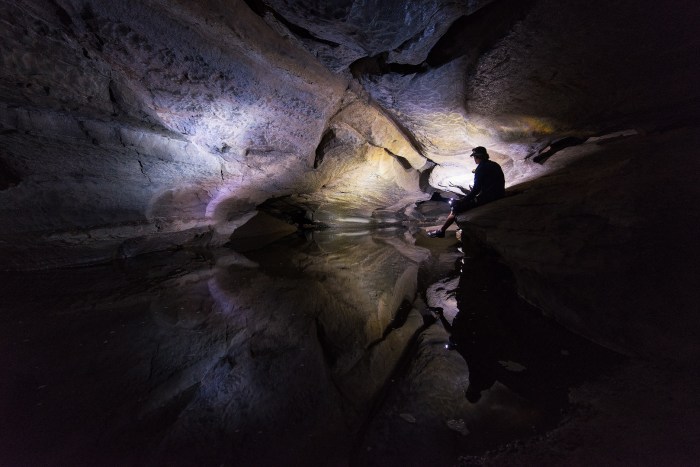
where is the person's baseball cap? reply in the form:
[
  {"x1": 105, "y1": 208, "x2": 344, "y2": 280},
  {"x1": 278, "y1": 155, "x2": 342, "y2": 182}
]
[{"x1": 470, "y1": 146, "x2": 488, "y2": 159}]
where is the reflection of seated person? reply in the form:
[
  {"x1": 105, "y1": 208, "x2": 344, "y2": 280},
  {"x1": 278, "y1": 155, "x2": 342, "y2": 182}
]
[
  {"x1": 434, "y1": 249, "x2": 573, "y2": 408},
  {"x1": 428, "y1": 146, "x2": 505, "y2": 238},
  {"x1": 435, "y1": 307, "x2": 498, "y2": 403}
]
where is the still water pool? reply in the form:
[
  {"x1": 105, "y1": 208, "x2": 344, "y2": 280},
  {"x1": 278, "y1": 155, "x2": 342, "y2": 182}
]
[{"x1": 0, "y1": 228, "x2": 620, "y2": 466}]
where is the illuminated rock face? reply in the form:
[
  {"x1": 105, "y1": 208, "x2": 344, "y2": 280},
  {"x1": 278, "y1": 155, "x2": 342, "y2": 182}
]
[
  {"x1": 0, "y1": 0, "x2": 430, "y2": 268},
  {"x1": 2, "y1": 0, "x2": 698, "y2": 270}
]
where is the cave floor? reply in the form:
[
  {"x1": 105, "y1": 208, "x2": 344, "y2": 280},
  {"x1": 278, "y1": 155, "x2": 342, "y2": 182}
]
[{"x1": 1, "y1": 228, "x2": 697, "y2": 466}]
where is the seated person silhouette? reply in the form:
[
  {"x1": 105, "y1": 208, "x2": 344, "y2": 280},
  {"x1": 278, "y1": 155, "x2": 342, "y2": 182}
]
[{"x1": 428, "y1": 146, "x2": 505, "y2": 238}]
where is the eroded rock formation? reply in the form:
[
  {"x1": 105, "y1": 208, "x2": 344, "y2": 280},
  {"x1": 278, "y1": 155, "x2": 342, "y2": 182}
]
[{"x1": 0, "y1": 0, "x2": 432, "y2": 269}]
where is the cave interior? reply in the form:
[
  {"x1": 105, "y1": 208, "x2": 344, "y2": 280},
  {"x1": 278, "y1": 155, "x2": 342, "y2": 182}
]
[{"x1": 1, "y1": 0, "x2": 699, "y2": 465}]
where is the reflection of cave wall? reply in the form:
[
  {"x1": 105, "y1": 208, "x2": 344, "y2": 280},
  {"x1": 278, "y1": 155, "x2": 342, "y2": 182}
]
[{"x1": 0, "y1": 230, "x2": 445, "y2": 465}]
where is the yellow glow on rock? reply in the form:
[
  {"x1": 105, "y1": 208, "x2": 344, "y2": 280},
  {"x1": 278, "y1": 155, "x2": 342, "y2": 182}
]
[{"x1": 497, "y1": 116, "x2": 557, "y2": 140}]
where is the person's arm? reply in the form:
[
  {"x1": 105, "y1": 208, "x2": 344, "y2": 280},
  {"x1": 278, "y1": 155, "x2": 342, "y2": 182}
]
[
  {"x1": 464, "y1": 167, "x2": 482, "y2": 202},
  {"x1": 448, "y1": 181, "x2": 471, "y2": 196}
]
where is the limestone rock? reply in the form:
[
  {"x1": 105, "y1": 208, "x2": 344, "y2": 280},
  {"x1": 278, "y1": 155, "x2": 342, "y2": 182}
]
[
  {"x1": 0, "y1": 0, "x2": 431, "y2": 269},
  {"x1": 257, "y1": 0, "x2": 486, "y2": 69}
]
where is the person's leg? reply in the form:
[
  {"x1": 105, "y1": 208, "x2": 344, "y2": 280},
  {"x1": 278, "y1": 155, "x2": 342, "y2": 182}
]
[
  {"x1": 428, "y1": 198, "x2": 480, "y2": 237},
  {"x1": 440, "y1": 212, "x2": 456, "y2": 232},
  {"x1": 428, "y1": 211, "x2": 455, "y2": 237}
]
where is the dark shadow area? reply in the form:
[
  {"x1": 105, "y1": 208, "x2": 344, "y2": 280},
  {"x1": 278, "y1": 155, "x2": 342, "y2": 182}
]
[
  {"x1": 439, "y1": 237, "x2": 625, "y2": 448},
  {"x1": 418, "y1": 163, "x2": 437, "y2": 193},
  {"x1": 255, "y1": 195, "x2": 324, "y2": 230},
  {"x1": 426, "y1": 0, "x2": 536, "y2": 68},
  {"x1": 349, "y1": 52, "x2": 428, "y2": 78},
  {"x1": 314, "y1": 128, "x2": 335, "y2": 169},
  {"x1": 383, "y1": 148, "x2": 413, "y2": 170},
  {"x1": 242, "y1": 0, "x2": 341, "y2": 48},
  {"x1": 530, "y1": 135, "x2": 587, "y2": 164},
  {"x1": 0, "y1": 156, "x2": 21, "y2": 190}
]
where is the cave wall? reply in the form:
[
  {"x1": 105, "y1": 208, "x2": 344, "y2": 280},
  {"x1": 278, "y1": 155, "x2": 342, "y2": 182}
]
[
  {"x1": 3, "y1": 0, "x2": 699, "y2": 271},
  {"x1": 359, "y1": 0, "x2": 700, "y2": 188},
  {"x1": 0, "y1": 0, "x2": 430, "y2": 269}
]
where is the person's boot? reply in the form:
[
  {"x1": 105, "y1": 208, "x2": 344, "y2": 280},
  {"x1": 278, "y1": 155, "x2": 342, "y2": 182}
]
[{"x1": 427, "y1": 229, "x2": 445, "y2": 238}]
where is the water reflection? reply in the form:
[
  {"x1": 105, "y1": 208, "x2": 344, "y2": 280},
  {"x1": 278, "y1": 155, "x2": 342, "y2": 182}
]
[
  {"x1": 452, "y1": 244, "x2": 616, "y2": 412},
  {"x1": 356, "y1": 242, "x2": 623, "y2": 466},
  {"x1": 0, "y1": 228, "x2": 459, "y2": 466},
  {"x1": 0, "y1": 228, "x2": 620, "y2": 466},
  {"x1": 439, "y1": 246, "x2": 576, "y2": 409}
]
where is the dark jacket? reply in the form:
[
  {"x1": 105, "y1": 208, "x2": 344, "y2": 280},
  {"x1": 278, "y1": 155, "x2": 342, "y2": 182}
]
[{"x1": 464, "y1": 159, "x2": 505, "y2": 205}]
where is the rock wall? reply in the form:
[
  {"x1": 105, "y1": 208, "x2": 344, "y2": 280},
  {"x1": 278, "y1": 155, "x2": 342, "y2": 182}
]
[
  {"x1": 0, "y1": 0, "x2": 430, "y2": 269},
  {"x1": 459, "y1": 127, "x2": 700, "y2": 362}
]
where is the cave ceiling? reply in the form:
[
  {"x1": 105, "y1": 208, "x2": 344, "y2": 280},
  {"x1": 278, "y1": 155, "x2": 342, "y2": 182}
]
[{"x1": 1, "y1": 0, "x2": 699, "y2": 268}]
